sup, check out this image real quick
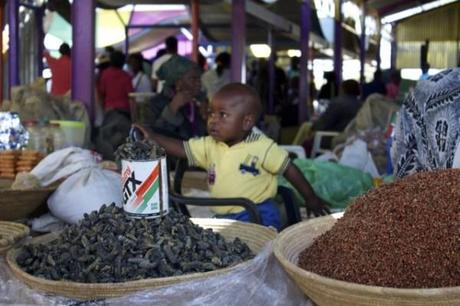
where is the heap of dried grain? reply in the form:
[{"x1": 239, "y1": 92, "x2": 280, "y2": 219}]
[{"x1": 299, "y1": 169, "x2": 460, "y2": 288}]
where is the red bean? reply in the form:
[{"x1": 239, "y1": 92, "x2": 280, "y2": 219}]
[{"x1": 298, "y1": 169, "x2": 460, "y2": 288}]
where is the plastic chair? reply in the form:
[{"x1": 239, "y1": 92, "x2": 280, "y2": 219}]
[
  {"x1": 310, "y1": 131, "x2": 340, "y2": 158},
  {"x1": 171, "y1": 158, "x2": 301, "y2": 229}
]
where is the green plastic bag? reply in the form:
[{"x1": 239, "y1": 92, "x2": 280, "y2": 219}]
[{"x1": 278, "y1": 159, "x2": 374, "y2": 211}]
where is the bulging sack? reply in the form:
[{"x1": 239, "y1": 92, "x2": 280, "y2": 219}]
[{"x1": 47, "y1": 167, "x2": 122, "y2": 224}]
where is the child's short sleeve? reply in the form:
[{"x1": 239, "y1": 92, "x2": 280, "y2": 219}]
[
  {"x1": 183, "y1": 137, "x2": 209, "y2": 168},
  {"x1": 262, "y1": 142, "x2": 290, "y2": 174}
]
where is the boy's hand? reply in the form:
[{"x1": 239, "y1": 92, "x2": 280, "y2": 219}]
[
  {"x1": 131, "y1": 123, "x2": 153, "y2": 140},
  {"x1": 305, "y1": 196, "x2": 331, "y2": 217}
]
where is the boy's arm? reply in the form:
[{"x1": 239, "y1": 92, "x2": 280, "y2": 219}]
[
  {"x1": 283, "y1": 162, "x2": 331, "y2": 217},
  {"x1": 132, "y1": 124, "x2": 187, "y2": 159}
]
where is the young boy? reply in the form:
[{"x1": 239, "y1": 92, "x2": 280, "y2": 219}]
[{"x1": 135, "y1": 83, "x2": 330, "y2": 230}]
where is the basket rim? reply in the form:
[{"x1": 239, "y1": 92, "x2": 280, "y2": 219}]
[
  {"x1": 7, "y1": 218, "x2": 276, "y2": 289},
  {"x1": 273, "y1": 215, "x2": 460, "y2": 296}
]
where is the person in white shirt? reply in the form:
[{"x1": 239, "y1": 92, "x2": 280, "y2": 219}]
[
  {"x1": 127, "y1": 53, "x2": 152, "y2": 96},
  {"x1": 151, "y1": 36, "x2": 178, "y2": 93},
  {"x1": 201, "y1": 52, "x2": 231, "y2": 101}
]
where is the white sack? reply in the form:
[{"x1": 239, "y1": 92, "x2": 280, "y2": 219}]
[
  {"x1": 48, "y1": 167, "x2": 122, "y2": 224},
  {"x1": 31, "y1": 147, "x2": 98, "y2": 187}
]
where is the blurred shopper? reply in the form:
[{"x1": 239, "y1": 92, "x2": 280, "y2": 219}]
[
  {"x1": 313, "y1": 79, "x2": 362, "y2": 132},
  {"x1": 127, "y1": 53, "x2": 152, "y2": 97},
  {"x1": 96, "y1": 50, "x2": 135, "y2": 160},
  {"x1": 44, "y1": 43, "x2": 71, "y2": 96},
  {"x1": 362, "y1": 69, "x2": 386, "y2": 101},
  {"x1": 317, "y1": 71, "x2": 338, "y2": 101},
  {"x1": 201, "y1": 52, "x2": 231, "y2": 100},
  {"x1": 386, "y1": 70, "x2": 402, "y2": 101},
  {"x1": 98, "y1": 50, "x2": 135, "y2": 119},
  {"x1": 151, "y1": 36, "x2": 178, "y2": 93}
]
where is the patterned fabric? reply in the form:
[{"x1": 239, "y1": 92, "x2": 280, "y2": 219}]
[{"x1": 392, "y1": 68, "x2": 460, "y2": 178}]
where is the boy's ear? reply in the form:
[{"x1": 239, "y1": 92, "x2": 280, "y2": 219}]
[{"x1": 242, "y1": 114, "x2": 256, "y2": 131}]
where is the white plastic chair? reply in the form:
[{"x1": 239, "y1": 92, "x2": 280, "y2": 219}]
[{"x1": 310, "y1": 131, "x2": 340, "y2": 158}]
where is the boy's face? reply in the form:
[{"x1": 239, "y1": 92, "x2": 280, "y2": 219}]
[{"x1": 207, "y1": 94, "x2": 254, "y2": 146}]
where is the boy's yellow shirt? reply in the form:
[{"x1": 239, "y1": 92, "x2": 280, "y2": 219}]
[{"x1": 183, "y1": 128, "x2": 290, "y2": 215}]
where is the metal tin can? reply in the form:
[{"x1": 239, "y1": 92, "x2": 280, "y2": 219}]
[{"x1": 121, "y1": 156, "x2": 169, "y2": 218}]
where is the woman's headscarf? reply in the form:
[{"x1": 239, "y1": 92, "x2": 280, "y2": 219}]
[
  {"x1": 157, "y1": 55, "x2": 198, "y2": 91},
  {"x1": 392, "y1": 68, "x2": 460, "y2": 178}
]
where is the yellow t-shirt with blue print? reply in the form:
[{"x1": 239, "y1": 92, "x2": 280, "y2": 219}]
[{"x1": 183, "y1": 128, "x2": 290, "y2": 215}]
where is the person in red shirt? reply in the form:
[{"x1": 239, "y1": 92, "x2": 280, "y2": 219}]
[
  {"x1": 44, "y1": 43, "x2": 72, "y2": 96},
  {"x1": 98, "y1": 50, "x2": 136, "y2": 120}
]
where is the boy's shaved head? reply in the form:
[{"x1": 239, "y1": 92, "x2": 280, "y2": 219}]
[{"x1": 213, "y1": 83, "x2": 262, "y2": 118}]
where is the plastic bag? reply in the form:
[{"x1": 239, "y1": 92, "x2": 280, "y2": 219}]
[
  {"x1": 48, "y1": 167, "x2": 122, "y2": 224},
  {"x1": 278, "y1": 159, "x2": 373, "y2": 210},
  {"x1": 0, "y1": 243, "x2": 313, "y2": 306},
  {"x1": 339, "y1": 139, "x2": 379, "y2": 177}
]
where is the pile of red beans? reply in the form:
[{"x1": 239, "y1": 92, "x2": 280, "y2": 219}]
[{"x1": 299, "y1": 169, "x2": 460, "y2": 288}]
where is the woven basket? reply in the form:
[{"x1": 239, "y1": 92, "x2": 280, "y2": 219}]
[
  {"x1": 0, "y1": 179, "x2": 55, "y2": 221},
  {"x1": 0, "y1": 221, "x2": 29, "y2": 254},
  {"x1": 7, "y1": 218, "x2": 276, "y2": 300},
  {"x1": 273, "y1": 215, "x2": 460, "y2": 306}
]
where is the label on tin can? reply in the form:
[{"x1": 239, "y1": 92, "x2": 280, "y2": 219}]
[{"x1": 121, "y1": 157, "x2": 169, "y2": 218}]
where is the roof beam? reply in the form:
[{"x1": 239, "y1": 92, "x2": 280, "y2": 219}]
[{"x1": 225, "y1": 0, "x2": 327, "y2": 46}]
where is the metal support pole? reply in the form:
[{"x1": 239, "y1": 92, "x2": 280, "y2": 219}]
[
  {"x1": 334, "y1": 0, "x2": 342, "y2": 87},
  {"x1": 299, "y1": 0, "x2": 310, "y2": 122},
  {"x1": 231, "y1": 0, "x2": 246, "y2": 83},
  {"x1": 71, "y1": 0, "x2": 95, "y2": 121},
  {"x1": 8, "y1": 0, "x2": 19, "y2": 92},
  {"x1": 268, "y1": 28, "x2": 275, "y2": 114},
  {"x1": 36, "y1": 6, "x2": 44, "y2": 78},
  {"x1": 0, "y1": 1, "x2": 4, "y2": 102},
  {"x1": 391, "y1": 24, "x2": 397, "y2": 70},
  {"x1": 191, "y1": 0, "x2": 199, "y2": 62},
  {"x1": 359, "y1": 1, "x2": 367, "y2": 85},
  {"x1": 124, "y1": 26, "x2": 129, "y2": 55}
]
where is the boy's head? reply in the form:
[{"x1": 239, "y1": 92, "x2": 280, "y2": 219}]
[{"x1": 207, "y1": 83, "x2": 261, "y2": 146}]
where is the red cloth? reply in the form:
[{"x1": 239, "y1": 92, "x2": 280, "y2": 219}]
[
  {"x1": 98, "y1": 67, "x2": 134, "y2": 111},
  {"x1": 44, "y1": 53, "x2": 71, "y2": 96}
]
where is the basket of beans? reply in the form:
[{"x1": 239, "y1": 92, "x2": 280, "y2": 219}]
[
  {"x1": 7, "y1": 204, "x2": 277, "y2": 300},
  {"x1": 274, "y1": 169, "x2": 460, "y2": 306}
]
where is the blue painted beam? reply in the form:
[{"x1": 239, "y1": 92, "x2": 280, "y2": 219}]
[{"x1": 71, "y1": 0, "x2": 95, "y2": 121}]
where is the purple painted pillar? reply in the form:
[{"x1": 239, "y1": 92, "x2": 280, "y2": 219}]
[
  {"x1": 268, "y1": 28, "x2": 275, "y2": 114},
  {"x1": 334, "y1": 0, "x2": 342, "y2": 87},
  {"x1": 299, "y1": 0, "x2": 310, "y2": 123},
  {"x1": 359, "y1": 2, "x2": 367, "y2": 85},
  {"x1": 36, "y1": 7, "x2": 45, "y2": 78},
  {"x1": 72, "y1": 0, "x2": 95, "y2": 122},
  {"x1": 8, "y1": 0, "x2": 19, "y2": 92},
  {"x1": 231, "y1": 0, "x2": 246, "y2": 83}
]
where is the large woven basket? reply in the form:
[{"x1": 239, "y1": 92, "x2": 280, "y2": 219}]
[
  {"x1": 7, "y1": 218, "x2": 276, "y2": 300},
  {"x1": 0, "y1": 179, "x2": 55, "y2": 221},
  {"x1": 0, "y1": 221, "x2": 29, "y2": 254},
  {"x1": 273, "y1": 215, "x2": 460, "y2": 306}
]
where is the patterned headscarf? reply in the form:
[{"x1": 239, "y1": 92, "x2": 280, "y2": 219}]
[
  {"x1": 157, "y1": 55, "x2": 198, "y2": 91},
  {"x1": 392, "y1": 68, "x2": 460, "y2": 178}
]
